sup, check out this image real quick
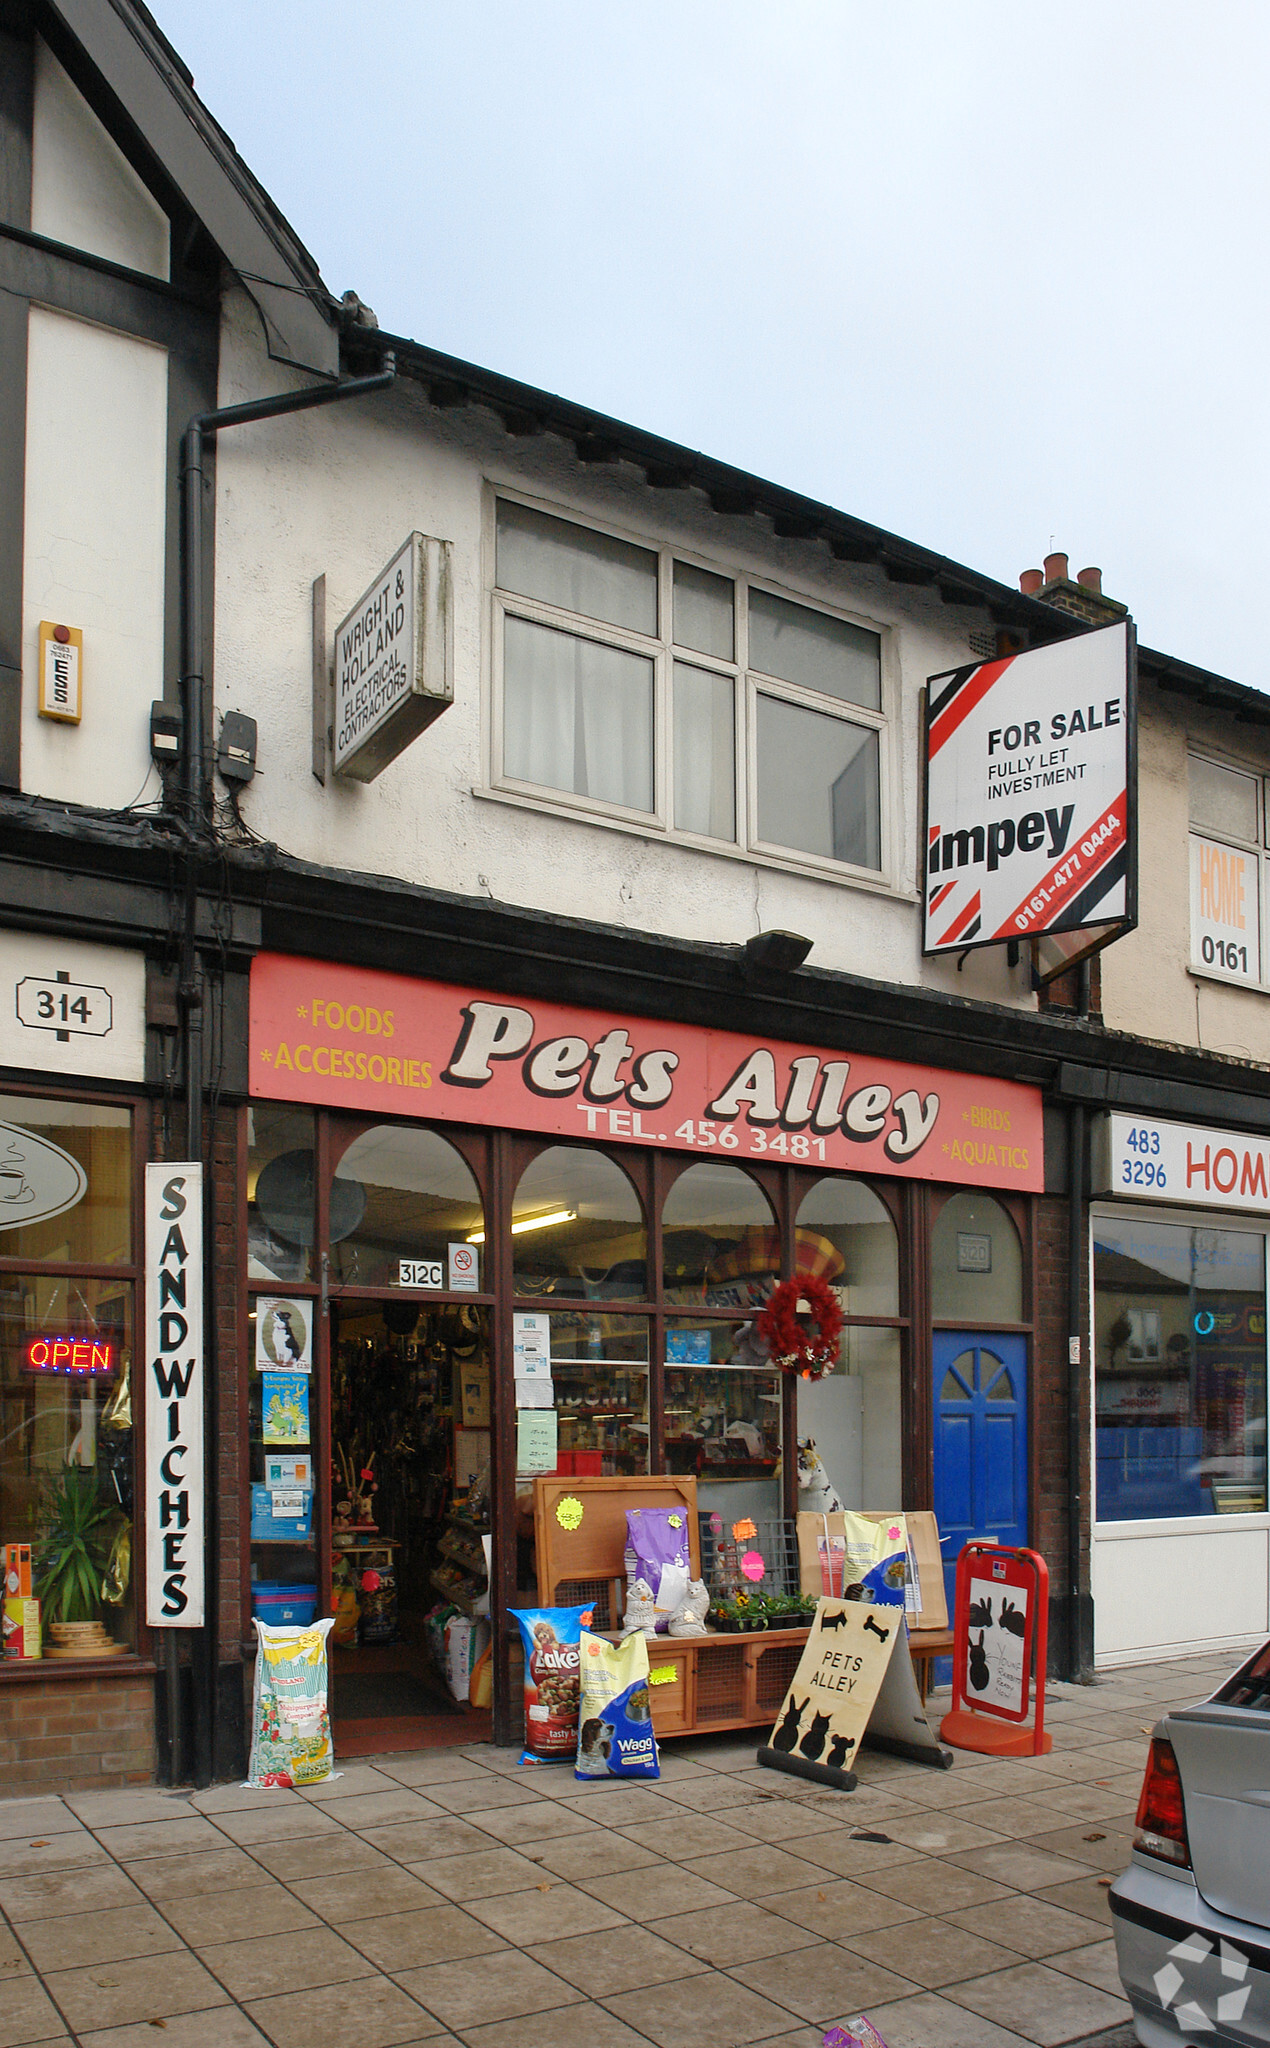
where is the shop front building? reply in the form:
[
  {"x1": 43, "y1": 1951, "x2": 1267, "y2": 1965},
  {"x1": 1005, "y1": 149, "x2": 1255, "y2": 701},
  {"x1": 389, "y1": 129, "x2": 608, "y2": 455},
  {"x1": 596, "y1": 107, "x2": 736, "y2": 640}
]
[
  {"x1": 245, "y1": 949, "x2": 1046, "y2": 1749},
  {"x1": 0, "y1": 935, "x2": 161, "y2": 1784},
  {"x1": 1091, "y1": 1109, "x2": 1270, "y2": 1668}
]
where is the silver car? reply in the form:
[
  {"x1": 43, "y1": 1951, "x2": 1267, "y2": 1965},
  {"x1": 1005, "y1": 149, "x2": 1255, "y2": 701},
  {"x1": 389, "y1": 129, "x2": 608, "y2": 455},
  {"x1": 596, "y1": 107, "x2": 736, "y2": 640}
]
[{"x1": 1112, "y1": 1640, "x2": 1270, "y2": 2045}]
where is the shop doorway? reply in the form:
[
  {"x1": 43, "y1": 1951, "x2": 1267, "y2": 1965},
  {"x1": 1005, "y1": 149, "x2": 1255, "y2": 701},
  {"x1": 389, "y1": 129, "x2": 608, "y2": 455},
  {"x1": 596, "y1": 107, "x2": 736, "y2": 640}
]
[
  {"x1": 932, "y1": 1333, "x2": 1028, "y2": 1625},
  {"x1": 328, "y1": 1300, "x2": 491, "y2": 1751}
]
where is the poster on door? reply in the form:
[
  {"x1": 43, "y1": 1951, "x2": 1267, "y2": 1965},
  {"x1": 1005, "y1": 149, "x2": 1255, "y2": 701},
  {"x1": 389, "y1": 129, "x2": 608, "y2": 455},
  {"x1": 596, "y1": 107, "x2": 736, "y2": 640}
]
[{"x1": 965, "y1": 1573, "x2": 1029, "y2": 1716}]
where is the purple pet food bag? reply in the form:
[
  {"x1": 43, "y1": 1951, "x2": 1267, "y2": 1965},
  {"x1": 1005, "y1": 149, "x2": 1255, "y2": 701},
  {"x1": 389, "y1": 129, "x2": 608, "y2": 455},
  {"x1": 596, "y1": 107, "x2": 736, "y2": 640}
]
[{"x1": 625, "y1": 1507, "x2": 691, "y2": 1632}]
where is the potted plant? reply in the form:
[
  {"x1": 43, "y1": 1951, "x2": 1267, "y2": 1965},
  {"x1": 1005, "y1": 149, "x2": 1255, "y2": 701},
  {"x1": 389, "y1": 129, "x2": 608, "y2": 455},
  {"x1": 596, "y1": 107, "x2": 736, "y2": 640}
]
[{"x1": 33, "y1": 1465, "x2": 125, "y2": 1657}]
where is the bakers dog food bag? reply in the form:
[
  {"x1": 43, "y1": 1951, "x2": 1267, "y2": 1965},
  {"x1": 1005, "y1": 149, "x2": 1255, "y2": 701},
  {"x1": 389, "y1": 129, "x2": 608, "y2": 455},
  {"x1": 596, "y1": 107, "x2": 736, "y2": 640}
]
[
  {"x1": 575, "y1": 1628, "x2": 660, "y2": 1781},
  {"x1": 511, "y1": 1604, "x2": 590, "y2": 1764},
  {"x1": 248, "y1": 1616, "x2": 335, "y2": 1787}
]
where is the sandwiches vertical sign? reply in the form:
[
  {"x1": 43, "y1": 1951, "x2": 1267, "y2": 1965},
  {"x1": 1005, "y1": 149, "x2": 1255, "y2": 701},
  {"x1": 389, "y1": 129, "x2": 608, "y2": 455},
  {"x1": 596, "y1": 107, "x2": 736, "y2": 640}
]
[
  {"x1": 924, "y1": 620, "x2": 1136, "y2": 963},
  {"x1": 144, "y1": 1164, "x2": 204, "y2": 1627}
]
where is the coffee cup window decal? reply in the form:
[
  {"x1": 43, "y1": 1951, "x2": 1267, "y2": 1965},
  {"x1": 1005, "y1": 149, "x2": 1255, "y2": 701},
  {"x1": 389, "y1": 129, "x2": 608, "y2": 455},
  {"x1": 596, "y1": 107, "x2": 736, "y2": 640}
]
[{"x1": 0, "y1": 1121, "x2": 88, "y2": 1231}]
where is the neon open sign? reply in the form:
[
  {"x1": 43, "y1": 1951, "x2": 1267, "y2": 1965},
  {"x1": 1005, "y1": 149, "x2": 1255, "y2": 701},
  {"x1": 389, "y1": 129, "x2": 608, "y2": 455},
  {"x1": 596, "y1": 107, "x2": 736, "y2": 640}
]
[{"x1": 24, "y1": 1336, "x2": 116, "y2": 1376}]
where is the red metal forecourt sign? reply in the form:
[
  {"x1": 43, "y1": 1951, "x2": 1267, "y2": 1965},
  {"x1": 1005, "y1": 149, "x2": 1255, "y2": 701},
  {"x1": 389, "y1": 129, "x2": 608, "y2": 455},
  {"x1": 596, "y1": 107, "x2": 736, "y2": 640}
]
[
  {"x1": 249, "y1": 954, "x2": 1045, "y2": 1193},
  {"x1": 923, "y1": 619, "x2": 1135, "y2": 956},
  {"x1": 941, "y1": 1543, "x2": 1052, "y2": 1758}
]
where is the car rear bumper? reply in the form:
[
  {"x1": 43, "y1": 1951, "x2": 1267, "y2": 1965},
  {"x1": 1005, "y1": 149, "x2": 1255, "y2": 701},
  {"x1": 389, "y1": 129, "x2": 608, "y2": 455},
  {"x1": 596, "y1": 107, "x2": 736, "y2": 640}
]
[{"x1": 1111, "y1": 1859, "x2": 1270, "y2": 2046}]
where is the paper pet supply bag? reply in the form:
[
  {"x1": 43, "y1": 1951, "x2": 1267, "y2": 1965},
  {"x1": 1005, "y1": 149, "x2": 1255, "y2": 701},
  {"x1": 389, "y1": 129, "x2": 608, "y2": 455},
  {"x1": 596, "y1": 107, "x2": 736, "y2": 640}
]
[
  {"x1": 248, "y1": 1617, "x2": 335, "y2": 1787},
  {"x1": 576, "y1": 1628, "x2": 660, "y2": 1780},
  {"x1": 511, "y1": 1603, "x2": 589, "y2": 1763},
  {"x1": 625, "y1": 1507, "x2": 690, "y2": 1632},
  {"x1": 798, "y1": 1510, "x2": 911, "y2": 1607}
]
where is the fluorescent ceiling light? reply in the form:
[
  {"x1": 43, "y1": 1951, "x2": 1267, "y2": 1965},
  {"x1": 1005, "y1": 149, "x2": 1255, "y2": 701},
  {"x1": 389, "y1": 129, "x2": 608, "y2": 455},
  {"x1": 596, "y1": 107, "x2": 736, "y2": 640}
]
[{"x1": 466, "y1": 1208, "x2": 576, "y2": 1245}]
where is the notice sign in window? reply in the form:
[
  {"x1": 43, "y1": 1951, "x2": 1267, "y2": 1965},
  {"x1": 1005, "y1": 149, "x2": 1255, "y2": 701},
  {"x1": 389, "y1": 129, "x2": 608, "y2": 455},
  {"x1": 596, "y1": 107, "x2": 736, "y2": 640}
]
[{"x1": 1190, "y1": 834, "x2": 1260, "y2": 984}]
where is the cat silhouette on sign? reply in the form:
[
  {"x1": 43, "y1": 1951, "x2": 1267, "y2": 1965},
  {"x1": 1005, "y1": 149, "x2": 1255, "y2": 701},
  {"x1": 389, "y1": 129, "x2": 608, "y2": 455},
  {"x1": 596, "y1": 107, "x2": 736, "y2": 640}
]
[{"x1": 799, "y1": 1709, "x2": 832, "y2": 1761}]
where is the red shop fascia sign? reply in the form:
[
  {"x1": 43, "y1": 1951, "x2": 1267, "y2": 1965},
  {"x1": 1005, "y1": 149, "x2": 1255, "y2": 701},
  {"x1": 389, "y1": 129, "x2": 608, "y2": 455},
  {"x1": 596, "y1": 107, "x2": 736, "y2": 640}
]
[{"x1": 249, "y1": 954, "x2": 1043, "y2": 1192}]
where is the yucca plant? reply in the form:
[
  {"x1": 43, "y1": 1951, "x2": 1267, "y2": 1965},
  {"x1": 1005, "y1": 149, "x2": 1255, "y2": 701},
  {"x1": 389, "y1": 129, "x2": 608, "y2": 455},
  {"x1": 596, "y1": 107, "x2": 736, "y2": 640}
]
[{"x1": 33, "y1": 1465, "x2": 118, "y2": 1625}]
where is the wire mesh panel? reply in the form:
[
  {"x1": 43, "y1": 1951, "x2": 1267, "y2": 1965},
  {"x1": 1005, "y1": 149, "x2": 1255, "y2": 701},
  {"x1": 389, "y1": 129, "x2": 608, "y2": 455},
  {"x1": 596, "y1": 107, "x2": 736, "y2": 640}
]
[
  {"x1": 697, "y1": 1513, "x2": 801, "y2": 1598},
  {"x1": 553, "y1": 1576, "x2": 619, "y2": 1630},
  {"x1": 694, "y1": 1642, "x2": 747, "y2": 1723},
  {"x1": 754, "y1": 1640, "x2": 804, "y2": 1714}
]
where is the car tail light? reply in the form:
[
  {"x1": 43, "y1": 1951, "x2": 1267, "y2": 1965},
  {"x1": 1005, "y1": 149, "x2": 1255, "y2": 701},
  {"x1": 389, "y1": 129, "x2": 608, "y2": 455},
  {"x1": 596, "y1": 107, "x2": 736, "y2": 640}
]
[{"x1": 1134, "y1": 1736, "x2": 1191, "y2": 1867}]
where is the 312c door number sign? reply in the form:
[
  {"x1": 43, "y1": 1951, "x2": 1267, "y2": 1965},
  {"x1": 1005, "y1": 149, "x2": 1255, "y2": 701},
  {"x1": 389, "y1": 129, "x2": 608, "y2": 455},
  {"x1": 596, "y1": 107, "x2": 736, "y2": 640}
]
[{"x1": 16, "y1": 975, "x2": 112, "y2": 1038}]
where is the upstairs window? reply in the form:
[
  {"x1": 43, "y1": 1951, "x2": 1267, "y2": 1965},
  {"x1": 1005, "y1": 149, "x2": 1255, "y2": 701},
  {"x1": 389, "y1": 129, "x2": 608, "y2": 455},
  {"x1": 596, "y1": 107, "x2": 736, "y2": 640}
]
[
  {"x1": 1189, "y1": 754, "x2": 1267, "y2": 988},
  {"x1": 493, "y1": 498, "x2": 886, "y2": 878}
]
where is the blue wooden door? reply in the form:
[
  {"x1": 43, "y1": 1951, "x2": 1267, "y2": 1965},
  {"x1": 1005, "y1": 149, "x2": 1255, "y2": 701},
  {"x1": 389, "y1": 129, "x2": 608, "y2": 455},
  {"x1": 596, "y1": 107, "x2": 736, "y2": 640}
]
[{"x1": 932, "y1": 1333, "x2": 1028, "y2": 1628}]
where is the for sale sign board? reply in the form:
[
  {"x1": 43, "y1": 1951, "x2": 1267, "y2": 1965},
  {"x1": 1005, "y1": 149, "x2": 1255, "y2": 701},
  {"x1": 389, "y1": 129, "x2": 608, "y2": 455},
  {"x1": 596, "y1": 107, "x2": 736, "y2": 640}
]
[{"x1": 923, "y1": 621, "x2": 1135, "y2": 959}]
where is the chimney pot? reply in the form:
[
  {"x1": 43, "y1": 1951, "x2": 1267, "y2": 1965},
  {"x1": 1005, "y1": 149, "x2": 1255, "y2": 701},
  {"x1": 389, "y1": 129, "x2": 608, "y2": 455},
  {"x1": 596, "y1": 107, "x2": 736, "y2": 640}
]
[
  {"x1": 1043, "y1": 551, "x2": 1069, "y2": 585},
  {"x1": 1019, "y1": 568, "x2": 1044, "y2": 596},
  {"x1": 1076, "y1": 565, "x2": 1103, "y2": 593}
]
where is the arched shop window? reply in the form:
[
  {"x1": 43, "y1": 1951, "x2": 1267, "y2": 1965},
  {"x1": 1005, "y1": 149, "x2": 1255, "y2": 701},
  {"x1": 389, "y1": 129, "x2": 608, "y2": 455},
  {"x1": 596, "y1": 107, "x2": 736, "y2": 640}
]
[
  {"x1": 795, "y1": 1176, "x2": 903, "y2": 1511},
  {"x1": 512, "y1": 1145, "x2": 646, "y2": 1299},
  {"x1": 0, "y1": 1096, "x2": 137, "y2": 1654},
  {"x1": 330, "y1": 1126, "x2": 484, "y2": 1288},
  {"x1": 513, "y1": 1146, "x2": 649, "y2": 1474},
  {"x1": 795, "y1": 1176, "x2": 898, "y2": 1326},
  {"x1": 932, "y1": 1190, "x2": 1023, "y2": 1322},
  {"x1": 662, "y1": 1161, "x2": 777, "y2": 1303},
  {"x1": 247, "y1": 1104, "x2": 315, "y2": 1283}
]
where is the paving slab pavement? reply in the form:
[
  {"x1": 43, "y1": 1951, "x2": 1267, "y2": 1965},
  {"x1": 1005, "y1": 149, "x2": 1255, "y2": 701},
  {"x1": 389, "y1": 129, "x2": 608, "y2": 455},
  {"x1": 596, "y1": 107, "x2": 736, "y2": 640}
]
[{"x1": 0, "y1": 1652, "x2": 1229, "y2": 2048}]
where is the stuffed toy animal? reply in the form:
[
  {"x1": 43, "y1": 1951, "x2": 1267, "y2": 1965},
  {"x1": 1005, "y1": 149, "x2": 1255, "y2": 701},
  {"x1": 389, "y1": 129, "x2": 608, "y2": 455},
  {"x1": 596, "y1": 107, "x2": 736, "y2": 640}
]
[
  {"x1": 668, "y1": 1578, "x2": 710, "y2": 1638},
  {"x1": 797, "y1": 1436, "x2": 846, "y2": 1514}
]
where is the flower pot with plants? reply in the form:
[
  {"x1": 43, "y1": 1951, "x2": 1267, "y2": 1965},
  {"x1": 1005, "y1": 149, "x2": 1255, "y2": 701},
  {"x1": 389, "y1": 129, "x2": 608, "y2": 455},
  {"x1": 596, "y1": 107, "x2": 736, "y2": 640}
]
[{"x1": 34, "y1": 1465, "x2": 129, "y2": 1658}]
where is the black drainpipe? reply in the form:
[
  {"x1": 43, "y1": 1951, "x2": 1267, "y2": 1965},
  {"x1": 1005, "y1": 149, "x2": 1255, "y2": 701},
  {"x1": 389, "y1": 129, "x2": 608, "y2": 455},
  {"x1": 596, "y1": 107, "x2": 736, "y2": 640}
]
[
  {"x1": 169, "y1": 350, "x2": 396, "y2": 1787},
  {"x1": 1067, "y1": 1098, "x2": 1086, "y2": 1680}
]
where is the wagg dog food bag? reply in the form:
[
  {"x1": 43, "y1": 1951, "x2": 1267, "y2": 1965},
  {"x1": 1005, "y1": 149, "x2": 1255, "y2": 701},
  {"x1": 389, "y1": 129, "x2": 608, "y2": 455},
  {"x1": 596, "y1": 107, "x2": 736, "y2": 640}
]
[
  {"x1": 510, "y1": 1604, "x2": 590, "y2": 1763},
  {"x1": 575, "y1": 1628, "x2": 660, "y2": 1780}
]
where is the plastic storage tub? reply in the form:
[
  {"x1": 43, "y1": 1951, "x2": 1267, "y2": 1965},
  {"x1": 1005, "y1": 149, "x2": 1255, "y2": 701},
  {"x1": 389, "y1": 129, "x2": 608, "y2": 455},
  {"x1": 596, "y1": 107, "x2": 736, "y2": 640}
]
[{"x1": 252, "y1": 1582, "x2": 318, "y2": 1627}]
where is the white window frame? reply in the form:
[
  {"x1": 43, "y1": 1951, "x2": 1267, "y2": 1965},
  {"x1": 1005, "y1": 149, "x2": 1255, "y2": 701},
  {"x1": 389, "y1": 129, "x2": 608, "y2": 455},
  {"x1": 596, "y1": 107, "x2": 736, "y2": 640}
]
[
  {"x1": 483, "y1": 484, "x2": 897, "y2": 891},
  {"x1": 1187, "y1": 747, "x2": 1270, "y2": 994}
]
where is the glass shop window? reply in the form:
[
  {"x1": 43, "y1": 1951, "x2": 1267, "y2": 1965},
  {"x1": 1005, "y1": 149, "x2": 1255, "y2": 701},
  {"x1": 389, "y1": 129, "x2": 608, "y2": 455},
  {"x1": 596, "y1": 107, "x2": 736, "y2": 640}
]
[
  {"x1": 248, "y1": 1104, "x2": 315, "y2": 1284},
  {"x1": 534, "y1": 1310, "x2": 650, "y2": 1478},
  {"x1": 662, "y1": 1163, "x2": 778, "y2": 1305},
  {"x1": 1095, "y1": 1216, "x2": 1268, "y2": 1521},
  {"x1": 329, "y1": 1126, "x2": 484, "y2": 1289},
  {"x1": 932, "y1": 1192, "x2": 1023, "y2": 1322},
  {"x1": 664, "y1": 1317, "x2": 783, "y2": 1526},
  {"x1": 0, "y1": 1281, "x2": 136, "y2": 1653},
  {"x1": 794, "y1": 1178, "x2": 902, "y2": 1511},
  {"x1": 0, "y1": 1096, "x2": 131, "y2": 1265},
  {"x1": 795, "y1": 1177, "x2": 898, "y2": 1335},
  {"x1": 512, "y1": 1145, "x2": 647, "y2": 1298}
]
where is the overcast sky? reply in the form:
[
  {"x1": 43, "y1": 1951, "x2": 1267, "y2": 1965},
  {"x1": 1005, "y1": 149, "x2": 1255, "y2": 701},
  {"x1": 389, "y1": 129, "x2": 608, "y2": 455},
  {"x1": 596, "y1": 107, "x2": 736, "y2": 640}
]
[{"x1": 155, "y1": 1, "x2": 1270, "y2": 689}]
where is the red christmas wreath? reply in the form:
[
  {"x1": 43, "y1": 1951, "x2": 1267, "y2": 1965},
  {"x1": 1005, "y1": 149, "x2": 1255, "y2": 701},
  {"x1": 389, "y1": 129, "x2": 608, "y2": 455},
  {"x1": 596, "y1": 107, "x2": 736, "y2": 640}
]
[{"x1": 756, "y1": 1275, "x2": 844, "y2": 1381}]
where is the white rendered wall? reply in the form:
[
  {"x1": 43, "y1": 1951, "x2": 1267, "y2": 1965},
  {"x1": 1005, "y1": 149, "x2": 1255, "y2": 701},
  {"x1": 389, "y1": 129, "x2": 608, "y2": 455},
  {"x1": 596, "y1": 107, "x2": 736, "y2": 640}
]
[
  {"x1": 214, "y1": 295, "x2": 1036, "y2": 1003},
  {"x1": 1094, "y1": 1516, "x2": 1270, "y2": 1665},
  {"x1": 22, "y1": 306, "x2": 168, "y2": 808},
  {"x1": 31, "y1": 39, "x2": 169, "y2": 280},
  {"x1": 1101, "y1": 689, "x2": 1270, "y2": 1059}
]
